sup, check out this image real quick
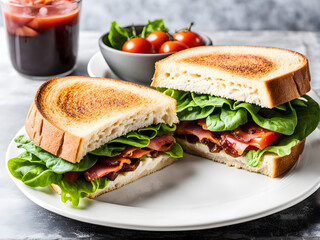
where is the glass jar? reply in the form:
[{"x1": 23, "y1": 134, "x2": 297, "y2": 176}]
[{"x1": 1, "y1": 0, "x2": 81, "y2": 79}]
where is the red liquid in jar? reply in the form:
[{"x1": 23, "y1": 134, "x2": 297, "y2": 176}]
[{"x1": 4, "y1": 1, "x2": 80, "y2": 76}]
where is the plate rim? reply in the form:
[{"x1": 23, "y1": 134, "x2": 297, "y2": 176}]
[{"x1": 87, "y1": 51, "x2": 108, "y2": 78}]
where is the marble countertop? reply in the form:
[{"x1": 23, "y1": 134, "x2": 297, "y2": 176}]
[{"x1": 0, "y1": 29, "x2": 320, "y2": 239}]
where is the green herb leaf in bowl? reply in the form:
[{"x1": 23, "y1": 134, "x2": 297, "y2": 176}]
[
  {"x1": 141, "y1": 19, "x2": 169, "y2": 38},
  {"x1": 107, "y1": 21, "x2": 132, "y2": 50}
]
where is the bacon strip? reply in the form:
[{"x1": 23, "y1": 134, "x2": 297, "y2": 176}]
[
  {"x1": 176, "y1": 120, "x2": 282, "y2": 157},
  {"x1": 121, "y1": 146, "x2": 152, "y2": 158},
  {"x1": 197, "y1": 118, "x2": 209, "y2": 130},
  {"x1": 80, "y1": 133, "x2": 176, "y2": 182},
  {"x1": 176, "y1": 121, "x2": 220, "y2": 145},
  {"x1": 176, "y1": 121, "x2": 252, "y2": 156},
  {"x1": 147, "y1": 133, "x2": 175, "y2": 152},
  {"x1": 84, "y1": 157, "x2": 131, "y2": 181},
  {"x1": 117, "y1": 133, "x2": 175, "y2": 158}
]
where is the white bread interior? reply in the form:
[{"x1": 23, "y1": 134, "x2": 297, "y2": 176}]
[
  {"x1": 51, "y1": 153, "x2": 177, "y2": 198},
  {"x1": 152, "y1": 46, "x2": 310, "y2": 108},
  {"x1": 25, "y1": 76, "x2": 178, "y2": 163},
  {"x1": 177, "y1": 138, "x2": 305, "y2": 178}
]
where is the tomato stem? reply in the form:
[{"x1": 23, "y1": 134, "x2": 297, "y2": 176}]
[
  {"x1": 175, "y1": 22, "x2": 194, "y2": 33},
  {"x1": 187, "y1": 22, "x2": 194, "y2": 32},
  {"x1": 131, "y1": 24, "x2": 137, "y2": 38},
  {"x1": 168, "y1": 33, "x2": 175, "y2": 41}
]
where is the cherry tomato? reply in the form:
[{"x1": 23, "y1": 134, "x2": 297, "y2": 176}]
[
  {"x1": 173, "y1": 31, "x2": 203, "y2": 48},
  {"x1": 158, "y1": 41, "x2": 188, "y2": 53},
  {"x1": 146, "y1": 31, "x2": 169, "y2": 52},
  {"x1": 122, "y1": 37, "x2": 154, "y2": 53}
]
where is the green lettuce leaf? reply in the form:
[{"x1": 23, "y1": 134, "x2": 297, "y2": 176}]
[
  {"x1": 59, "y1": 177, "x2": 109, "y2": 206},
  {"x1": 178, "y1": 106, "x2": 215, "y2": 121},
  {"x1": 8, "y1": 153, "x2": 108, "y2": 206},
  {"x1": 105, "y1": 20, "x2": 168, "y2": 50},
  {"x1": 90, "y1": 123, "x2": 180, "y2": 157},
  {"x1": 15, "y1": 135, "x2": 98, "y2": 174},
  {"x1": 245, "y1": 138, "x2": 299, "y2": 167},
  {"x1": 290, "y1": 96, "x2": 320, "y2": 140},
  {"x1": 8, "y1": 123, "x2": 182, "y2": 206},
  {"x1": 165, "y1": 142, "x2": 184, "y2": 158},
  {"x1": 192, "y1": 92, "x2": 234, "y2": 108},
  {"x1": 159, "y1": 88, "x2": 297, "y2": 134},
  {"x1": 206, "y1": 107, "x2": 248, "y2": 131},
  {"x1": 141, "y1": 19, "x2": 169, "y2": 38},
  {"x1": 106, "y1": 21, "x2": 132, "y2": 50},
  {"x1": 8, "y1": 153, "x2": 63, "y2": 187},
  {"x1": 245, "y1": 95, "x2": 320, "y2": 167},
  {"x1": 233, "y1": 101, "x2": 297, "y2": 135}
]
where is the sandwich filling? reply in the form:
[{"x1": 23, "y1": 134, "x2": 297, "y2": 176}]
[
  {"x1": 175, "y1": 121, "x2": 282, "y2": 157},
  {"x1": 158, "y1": 88, "x2": 320, "y2": 166},
  {"x1": 8, "y1": 123, "x2": 183, "y2": 206}
]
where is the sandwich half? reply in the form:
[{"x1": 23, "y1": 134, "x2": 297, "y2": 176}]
[
  {"x1": 8, "y1": 76, "x2": 183, "y2": 206},
  {"x1": 152, "y1": 45, "x2": 320, "y2": 177}
]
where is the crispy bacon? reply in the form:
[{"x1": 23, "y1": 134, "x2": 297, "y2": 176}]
[
  {"x1": 121, "y1": 146, "x2": 152, "y2": 158},
  {"x1": 119, "y1": 133, "x2": 175, "y2": 158},
  {"x1": 176, "y1": 121, "x2": 220, "y2": 145},
  {"x1": 197, "y1": 118, "x2": 209, "y2": 130},
  {"x1": 176, "y1": 120, "x2": 281, "y2": 157},
  {"x1": 82, "y1": 133, "x2": 176, "y2": 182},
  {"x1": 176, "y1": 121, "x2": 249, "y2": 157},
  {"x1": 147, "y1": 133, "x2": 175, "y2": 152},
  {"x1": 84, "y1": 157, "x2": 131, "y2": 181},
  {"x1": 106, "y1": 172, "x2": 119, "y2": 181},
  {"x1": 120, "y1": 159, "x2": 141, "y2": 172}
]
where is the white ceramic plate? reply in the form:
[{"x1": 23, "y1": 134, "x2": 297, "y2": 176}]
[
  {"x1": 87, "y1": 52, "x2": 149, "y2": 86},
  {"x1": 87, "y1": 52, "x2": 120, "y2": 80},
  {"x1": 6, "y1": 91, "x2": 320, "y2": 231}
]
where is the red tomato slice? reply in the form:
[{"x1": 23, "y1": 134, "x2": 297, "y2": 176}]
[
  {"x1": 221, "y1": 130, "x2": 281, "y2": 156},
  {"x1": 248, "y1": 131, "x2": 282, "y2": 149},
  {"x1": 230, "y1": 123, "x2": 282, "y2": 150}
]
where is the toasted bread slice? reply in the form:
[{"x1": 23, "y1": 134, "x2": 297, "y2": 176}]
[
  {"x1": 177, "y1": 138, "x2": 305, "y2": 178},
  {"x1": 51, "y1": 153, "x2": 177, "y2": 198},
  {"x1": 25, "y1": 76, "x2": 178, "y2": 163},
  {"x1": 152, "y1": 46, "x2": 310, "y2": 108}
]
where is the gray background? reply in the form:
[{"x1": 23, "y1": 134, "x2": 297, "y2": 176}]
[{"x1": 1, "y1": 0, "x2": 320, "y2": 31}]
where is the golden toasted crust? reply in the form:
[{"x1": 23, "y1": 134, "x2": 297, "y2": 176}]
[
  {"x1": 25, "y1": 76, "x2": 178, "y2": 163},
  {"x1": 177, "y1": 138, "x2": 305, "y2": 178},
  {"x1": 264, "y1": 63, "x2": 311, "y2": 108},
  {"x1": 25, "y1": 102, "x2": 81, "y2": 162},
  {"x1": 152, "y1": 46, "x2": 310, "y2": 108}
]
